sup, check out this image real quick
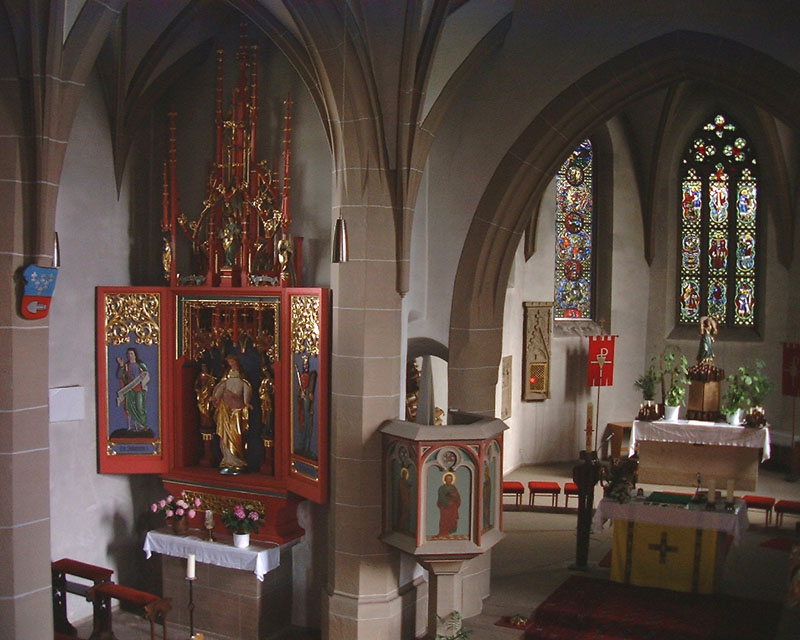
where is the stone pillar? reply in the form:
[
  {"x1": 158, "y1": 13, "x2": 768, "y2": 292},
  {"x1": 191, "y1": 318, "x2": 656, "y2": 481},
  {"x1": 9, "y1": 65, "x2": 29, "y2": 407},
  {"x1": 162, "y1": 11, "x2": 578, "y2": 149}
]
[
  {"x1": 0, "y1": 114, "x2": 56, "y2": 640},
  {"x1": 325, "y1": 176, "x2": 407, "y2": 637},
  {"x1": 423, "y1": 560, "x2": 465, "y2": 640},
  {"x1": 0, "y1": 4, "x2": 118, "y2": 636}
]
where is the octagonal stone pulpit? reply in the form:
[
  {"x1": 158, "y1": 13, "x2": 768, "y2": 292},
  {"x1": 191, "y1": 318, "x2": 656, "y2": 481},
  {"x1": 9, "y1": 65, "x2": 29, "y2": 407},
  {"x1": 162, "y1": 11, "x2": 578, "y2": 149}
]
[{"x1": 380, "y1": 412, "x2": 507, "y2": 638}]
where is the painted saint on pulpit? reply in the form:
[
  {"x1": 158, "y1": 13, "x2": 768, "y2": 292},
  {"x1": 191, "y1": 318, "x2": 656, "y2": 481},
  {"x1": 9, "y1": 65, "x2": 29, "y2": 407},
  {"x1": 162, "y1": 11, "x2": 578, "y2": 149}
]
[{"x1": 436, "y1": 472, "x2": 461, "y2": 538}]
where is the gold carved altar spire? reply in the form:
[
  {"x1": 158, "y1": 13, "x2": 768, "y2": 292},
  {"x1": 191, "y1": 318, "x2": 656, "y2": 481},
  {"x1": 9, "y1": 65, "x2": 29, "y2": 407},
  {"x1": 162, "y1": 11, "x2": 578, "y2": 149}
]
[{"x1": 163, "y1": 26, "x2": 299, "y2": 289}]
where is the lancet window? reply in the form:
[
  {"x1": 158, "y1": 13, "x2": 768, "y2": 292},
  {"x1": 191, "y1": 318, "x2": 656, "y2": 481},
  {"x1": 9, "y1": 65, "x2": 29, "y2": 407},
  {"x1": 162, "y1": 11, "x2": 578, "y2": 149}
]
[
  {"x1": 554, "y1": 139, "x2": 594, "y2": 320},
  {"x1": 678, "y1": 114, "x2": 758, "y2": 327}
]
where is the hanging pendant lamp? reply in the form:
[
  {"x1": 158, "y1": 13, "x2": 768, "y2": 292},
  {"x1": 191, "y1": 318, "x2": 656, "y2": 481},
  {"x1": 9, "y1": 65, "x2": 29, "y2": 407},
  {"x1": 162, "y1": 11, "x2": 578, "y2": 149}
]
[{"x1": 331, "y1": 213, "x2": 349, "y2": 263}]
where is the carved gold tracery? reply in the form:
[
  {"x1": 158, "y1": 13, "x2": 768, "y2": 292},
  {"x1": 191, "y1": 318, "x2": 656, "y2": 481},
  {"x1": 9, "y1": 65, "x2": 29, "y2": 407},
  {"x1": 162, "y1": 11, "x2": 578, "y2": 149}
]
[
  {"x1": 104, "y1": 293, "x2": 160, "y2": 346},
  {"x1": 179, "y1": 297, "x2": 280, "y2": 361},
  {"x1": 182, "y1": 490, "x2": 265, "y2": 517},
  {"x1": 291, "y1": 295, "x2": 320, "y2": 355}
]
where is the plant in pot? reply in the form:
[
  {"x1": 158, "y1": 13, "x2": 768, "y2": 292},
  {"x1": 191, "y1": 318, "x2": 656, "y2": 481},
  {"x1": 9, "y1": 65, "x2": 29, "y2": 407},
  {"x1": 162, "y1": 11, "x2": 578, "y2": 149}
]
[
  {"x1": 633, "y1": 364, "x2": 659, "y2": 421},
  {"x1": 720, "y1": 369, "x2": 749, "y2": 426},
  {"x1": 221, "y1": 502, "x2": 263, "y2": 548},
  {"x1": 655, "y1": 347, "x2": 689, "y2": 421},
  {"x1": 742, "y1": 360, "x2": 773, "y2": 427}
]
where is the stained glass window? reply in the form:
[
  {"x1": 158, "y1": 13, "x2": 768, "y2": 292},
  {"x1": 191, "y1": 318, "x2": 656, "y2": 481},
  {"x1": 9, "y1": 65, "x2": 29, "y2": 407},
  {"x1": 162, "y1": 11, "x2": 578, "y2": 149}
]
[
  {"x1": 555, "y1": 140, "x2": 593, "y2": 319},
  {"x1": 678, "y1": 115, "x2": 758, "y2": 327}
]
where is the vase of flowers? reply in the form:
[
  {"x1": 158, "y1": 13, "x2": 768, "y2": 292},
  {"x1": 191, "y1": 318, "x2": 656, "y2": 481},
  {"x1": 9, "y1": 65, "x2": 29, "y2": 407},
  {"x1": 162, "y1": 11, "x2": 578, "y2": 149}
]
[
  {"x1": 150, "y1": 491, "x2": 202, "y2": 535},
  {"x1": 222, "y1": 503, "x2": 263, "y2": 548}
]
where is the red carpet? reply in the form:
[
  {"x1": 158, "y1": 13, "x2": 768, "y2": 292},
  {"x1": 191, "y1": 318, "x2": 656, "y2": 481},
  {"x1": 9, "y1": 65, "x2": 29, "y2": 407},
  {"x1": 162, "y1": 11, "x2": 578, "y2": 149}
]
[
  {"x1": 760, "y1": 536, "x2": 798, "y2": 552},
  {"x1": 524, "y1": 575, "x2": 782, "y2": 640}
]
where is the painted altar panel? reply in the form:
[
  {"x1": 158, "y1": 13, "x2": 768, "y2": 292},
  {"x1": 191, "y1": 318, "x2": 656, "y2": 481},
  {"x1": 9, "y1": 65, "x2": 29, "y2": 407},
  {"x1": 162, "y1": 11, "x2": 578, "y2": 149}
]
[
  {"x1": 96, "y1": 286, "x2": 330, "y2": 506},
  {"x1": 286, "y1": 288, "x2": 330, "y2": 504},
  {"x1": 97, "y1": 287, "x2": 171, "y2": 474},
  {"x1": 523, "y1": 302, "x2": 553, "y2": 401}
]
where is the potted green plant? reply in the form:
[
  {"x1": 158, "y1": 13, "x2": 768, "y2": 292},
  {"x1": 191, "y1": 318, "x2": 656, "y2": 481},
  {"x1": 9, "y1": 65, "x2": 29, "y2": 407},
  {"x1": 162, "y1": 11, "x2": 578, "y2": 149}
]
[
  {"x1": 720, "y1": 370, "x2": 749, "y2": 425},
  {"x1": 633, "y1": 364, "x2": 659, "y2": 420},
  {"x1": 722, "y1": 360, "x2": 773, "y2": 426},
  {"x1": 743, "y1": 360, "x2": 773, "y2": 427},
  {"x1": 654, "y1": 347, "x2": 689, "y2": 421}
]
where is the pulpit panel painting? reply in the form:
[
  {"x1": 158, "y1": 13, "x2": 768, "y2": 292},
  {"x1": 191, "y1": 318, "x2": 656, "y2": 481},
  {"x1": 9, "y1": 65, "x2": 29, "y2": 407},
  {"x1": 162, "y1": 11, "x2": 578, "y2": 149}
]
[
  {"x1": 482, "y1": 440, "x2": 501, "y2": 534},
  {"x1": 389, "y1": 443, "x2": 418, "y2": 538},
  {"x1": 97, "y1": 288, "x2": 168, "y2": 473},
  {"x1": 425, "y1": 447, "x2": 473, "y2": 541}
]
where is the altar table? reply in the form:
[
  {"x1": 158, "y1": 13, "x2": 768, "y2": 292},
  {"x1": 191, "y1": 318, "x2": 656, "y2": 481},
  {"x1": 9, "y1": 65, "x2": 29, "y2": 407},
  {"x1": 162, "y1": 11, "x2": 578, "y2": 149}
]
[
  {"x1": 143, "y1": 529, "x2": 295, "y2": 639},
  {"x1": 143, "y1": 529, "x2": 280, "y2": 581},
  {"x1": 593, "y1": 496, "x2": 748, "y2": 594},
  {"x1": 632, "y1": 420, "x2": 770, "y2": 490}
]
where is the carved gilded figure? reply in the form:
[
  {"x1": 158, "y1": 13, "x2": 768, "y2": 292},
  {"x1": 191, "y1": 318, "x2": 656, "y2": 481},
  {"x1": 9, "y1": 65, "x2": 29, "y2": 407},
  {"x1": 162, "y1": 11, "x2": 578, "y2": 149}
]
[
  {"x1": 294, "y1": 354, "x2": 317, "y2": 457},
  {"x1": 277, "y1": 230, "x2": 296, "y2": 284},
  {"x1": 194, "y1": 364, "x2": 217, "y2": 430},
  {"x1": 220, "y1": 214, "x2": 241, "y2": 267},
  {"x1": 258, "y1": 365, "x2": 274, "y2": 437},
  {"x1": 212, "y1": 354, "x2": 252, "y2": 474}
]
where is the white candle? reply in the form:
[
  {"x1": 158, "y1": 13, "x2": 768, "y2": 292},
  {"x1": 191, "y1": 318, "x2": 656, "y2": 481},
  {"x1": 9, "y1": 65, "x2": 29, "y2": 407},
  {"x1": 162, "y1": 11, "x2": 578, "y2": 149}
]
[
  {"x1": 205, "y1": 509, "x2": 214, "y2": 528},
  {"x1": 186, "y1": 553, "x2": 196, "y2": 579},
  {"x1": 707, "y1": 479, "x2": 716, "y2": 504},
  {"x1": 726, "y1": 479, "x2": 735, "y2": 503}
]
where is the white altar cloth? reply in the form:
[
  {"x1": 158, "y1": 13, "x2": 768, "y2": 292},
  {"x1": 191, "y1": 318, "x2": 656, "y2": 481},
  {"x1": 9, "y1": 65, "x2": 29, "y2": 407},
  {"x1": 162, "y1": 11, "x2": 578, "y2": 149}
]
[
  {"x1": 592, "y1": 497, "x2": 749, "y2": 545},
  {"x1": 631, "y1": 419, "x2": 770, "y2": 462},
  {"x1": 143, "y1": 529, "x2": 280, "y2": 581}
]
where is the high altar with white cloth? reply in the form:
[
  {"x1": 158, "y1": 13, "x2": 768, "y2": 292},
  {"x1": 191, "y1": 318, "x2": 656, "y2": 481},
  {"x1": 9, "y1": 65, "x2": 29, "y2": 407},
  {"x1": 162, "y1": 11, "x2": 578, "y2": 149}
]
[{"x1": 632, "y1": 419, "x2": 770, "y2": 491}]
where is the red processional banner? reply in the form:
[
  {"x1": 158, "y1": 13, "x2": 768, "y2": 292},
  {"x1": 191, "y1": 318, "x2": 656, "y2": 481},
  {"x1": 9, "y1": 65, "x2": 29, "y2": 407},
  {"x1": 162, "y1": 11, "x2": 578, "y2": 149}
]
[
  {"x1": 587, "y1": 335, "x2": 616, "y2": 387},
  {"x1": 783, "y1": 343, "x2": 800, "y2": 397}
]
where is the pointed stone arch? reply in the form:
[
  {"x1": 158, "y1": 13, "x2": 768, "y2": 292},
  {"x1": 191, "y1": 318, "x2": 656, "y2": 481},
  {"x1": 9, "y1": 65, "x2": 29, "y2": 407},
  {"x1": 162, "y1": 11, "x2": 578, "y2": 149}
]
[{"x1": 448, "y1": 30, "x2": 800, "y2": 415}]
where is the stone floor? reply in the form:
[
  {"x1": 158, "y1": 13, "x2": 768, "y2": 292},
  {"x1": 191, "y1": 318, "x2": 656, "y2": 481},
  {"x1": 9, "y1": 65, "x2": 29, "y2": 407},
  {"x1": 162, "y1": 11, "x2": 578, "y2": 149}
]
[{"x1": 73, "y1": 461, "x2": 800, "y2": 639}]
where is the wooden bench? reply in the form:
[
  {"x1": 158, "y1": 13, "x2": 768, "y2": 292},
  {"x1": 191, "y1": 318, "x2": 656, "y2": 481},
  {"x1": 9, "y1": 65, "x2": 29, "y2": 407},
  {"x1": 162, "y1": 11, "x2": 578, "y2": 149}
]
[
  {"x1": 527, "y1": 481, "x2": 561, "y2": 507},
  {"x1": 502, "y1": 481, "x2": 525, "y2": 506},
  {"x1": 775, "y1": 500, "x2": 800, "y2": 528},
  {"x1": 88, "y1": 582, "x2": 171, "y2": 640},
  {"x1": 742, "y1": 495, "x2": 775, "y2": 526},
  {"x1": 51, "y1": 558, "x2": 114, "y2": 637}
]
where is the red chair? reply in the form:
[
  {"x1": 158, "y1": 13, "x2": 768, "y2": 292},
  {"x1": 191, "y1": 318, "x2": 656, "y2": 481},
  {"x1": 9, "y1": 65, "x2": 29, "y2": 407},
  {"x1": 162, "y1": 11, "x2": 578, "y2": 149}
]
[
  {"x1": 775, "y1": 500, "x2": 800, "y2": 528},
  {"x1": 564, "y1": 482, "x2": 579, "y2": 508},
  {"x1": 502, "y1": 481, "x2": 525, "y2": 506},
  {"x1": 528, "y1": 481, "x2": 561, "y2": 507},
  {"x1": 742, "y1": 495, "x2": 775, "y2": 526}
]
